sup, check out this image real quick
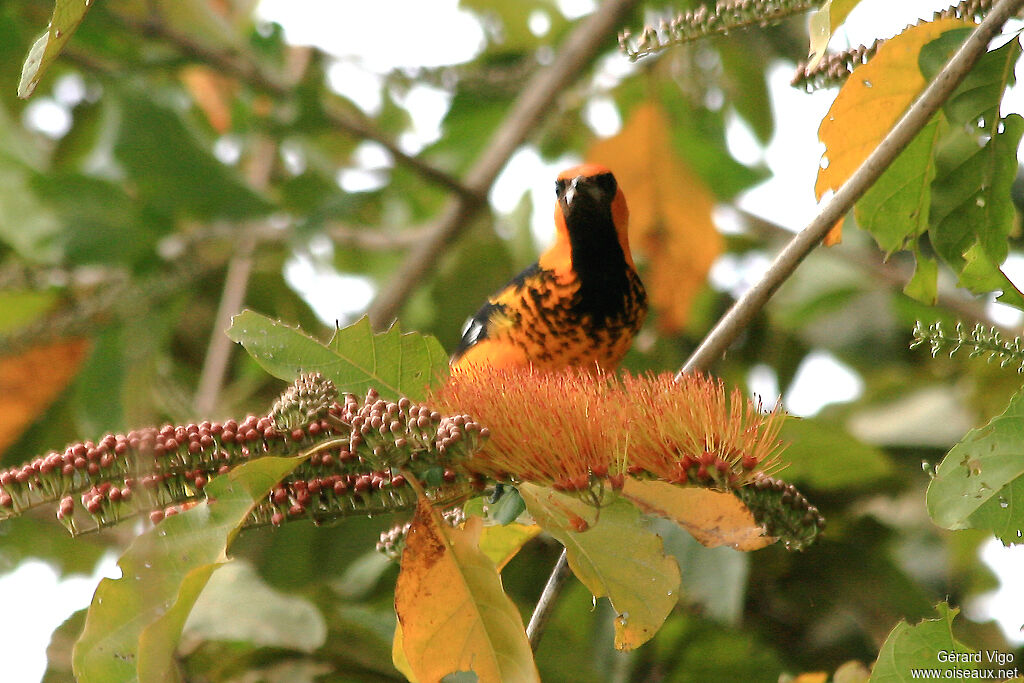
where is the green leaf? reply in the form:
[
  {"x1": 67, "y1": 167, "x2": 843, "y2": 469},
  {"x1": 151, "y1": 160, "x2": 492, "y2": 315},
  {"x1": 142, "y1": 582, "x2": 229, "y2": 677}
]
[
  {"x1": 664, "y1": 94, "x2": 768, "y2": 201},
  {"x1": 30, "y1": 173, "x2": 159, "y2": 267},
  {"x1": 227, "y1": 311, "x2": 449, "y2": 401},
  {"x1": 921, "y1": 34, "x2": 1024, "y2": 308},
  {"x1": 431, "y1": 87, "x2": 514, "y2": 175},
  {"x1": 854, "y1": 116, "x2": 942, "y2": 255},
  {"x1": 926, "y1": 388, "x2": 1024, "y2": 544},
  {"x1": 922, "y1": 31, "x2": 1013, "y2": 129},
  {"x1": 114, "y1": 92, "x2": 270, "y2": 221},
  {"x1": 0, "y1": 106, "x2": 61, "y2": 260},
  {"x1": 423, "y1": 223, "x2": 515, "y2": 352},
  {"x1": 519, "y1": 482, "x2": 681, "y2": 650},
  {"x1": 0, "y1": 516, "x2": 107, "y2": 576},
  {"x1": 489, "y1": 487, "x2": 527, "y2": 525},
  {"x1": 719, "y1": 38, "x2": 774, "y2": 143},
  {"x1": 18, "y1": 0, "x2": 95, "y2": 98},
  {"x1": 931, "y1": 115, "x2": 1024, "y2": 308},
  {"x1": 478, "y1": 521, "x2": 541, "y2": 570},
  {"x1": 869, "y1": 603, "x2": 978, "y2": 681},
  {"x1": 903, "y1": 249, "x2": 939, "y2": 304},
  {"x1": 72, "y1": 456, "x2": 302, "y2": 683},
  {"x1": 0, "y1": 289, "x2": 57, "y2": 335},
  {"x1": 651, "y1": 612, "x2": 787, "y2": 682},
  {"x1": 184, "y1": 560, "x2": 327, "y2": 651},
  {"x1": 43, "y1": 607, "x2": 87, "y2": 682},
  {"x1": 779, "y1": 417, "x2": 893, "y2": 490},
  {"x1": 461, "y1": 0, "x2": 567, "y2": 53},
  {"x1": 650, "y1": 518, "x2": 750, "y2": 625},
  {"x1": 328, "y1": 603, "x2": 400, "y2": 676},
  {"x1": 807, "y1": 0, "x2": 864, "y2": 69}
]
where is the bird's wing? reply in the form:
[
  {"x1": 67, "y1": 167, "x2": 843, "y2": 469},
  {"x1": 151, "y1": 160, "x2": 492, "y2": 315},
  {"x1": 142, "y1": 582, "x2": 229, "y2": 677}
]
[
  {"x1": 451, "y1": 264, "x2": 542, "y2": 362},
  {"x1": 452, "y1": 300, "x2": 517, "y2": 361}
]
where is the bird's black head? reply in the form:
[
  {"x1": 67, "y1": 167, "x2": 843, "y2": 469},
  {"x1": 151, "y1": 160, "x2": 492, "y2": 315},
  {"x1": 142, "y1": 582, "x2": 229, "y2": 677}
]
[
  {"x1": 552, "y1": 164, "x2": 630, "y2": 263},
  {"x1": 555, "y1": 168, "x2": 619, "y2": 220}
]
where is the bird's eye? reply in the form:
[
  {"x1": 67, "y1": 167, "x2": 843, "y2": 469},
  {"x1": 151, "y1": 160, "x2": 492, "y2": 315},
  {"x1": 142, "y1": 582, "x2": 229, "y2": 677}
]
[{"x1": 594, "y1": 173, "x2": 616, "y2": 196}]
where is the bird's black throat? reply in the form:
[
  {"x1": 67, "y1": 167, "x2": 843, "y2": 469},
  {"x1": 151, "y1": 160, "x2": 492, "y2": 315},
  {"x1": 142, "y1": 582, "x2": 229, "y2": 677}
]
[{"x1": 563, "y1": 201, "x2": 638, "y2": 325}]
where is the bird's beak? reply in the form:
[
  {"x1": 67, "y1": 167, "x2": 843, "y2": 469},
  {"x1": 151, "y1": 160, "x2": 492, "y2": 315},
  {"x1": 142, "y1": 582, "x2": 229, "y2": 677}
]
[{"x1": 560, "y1": 176, "x2": 580, "y2": 210}]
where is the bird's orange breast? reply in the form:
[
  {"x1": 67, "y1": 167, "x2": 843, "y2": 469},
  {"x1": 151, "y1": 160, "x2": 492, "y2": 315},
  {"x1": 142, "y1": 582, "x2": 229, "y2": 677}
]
[{"x1": 452, "y1": 265, "x2": 646, "y2": 373}]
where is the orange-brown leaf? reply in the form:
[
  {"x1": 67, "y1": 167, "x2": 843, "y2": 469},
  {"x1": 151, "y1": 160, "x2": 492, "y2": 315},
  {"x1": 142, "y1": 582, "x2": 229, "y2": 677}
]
[
  {"x1": 0, "y1": 339, "x2": 88, "y2": 456},
  {"x1": 815, "y1": 18, "x2": 971, "y2": 244},
  {"x1": 791, "y1": 674, "x2": 829, "y2": 683},
  {"x1": 180, "y1": 65, "x2": 236, "y2": 134},
  {"x1": 621, "y1": 478, "x2": 774, "y2": 551},
  {"x1": 394, "y1": 499, "x2": 539, "y2": 683},
  {"x1": 589, "y1": 102, "x2": 723, "y2": 333}
]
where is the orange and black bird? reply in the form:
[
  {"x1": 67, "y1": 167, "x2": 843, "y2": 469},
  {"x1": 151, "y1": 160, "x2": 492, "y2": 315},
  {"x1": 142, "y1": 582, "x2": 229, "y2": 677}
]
[{"x1": 451, "y1": 164, "x2": 647, "y2": 372}]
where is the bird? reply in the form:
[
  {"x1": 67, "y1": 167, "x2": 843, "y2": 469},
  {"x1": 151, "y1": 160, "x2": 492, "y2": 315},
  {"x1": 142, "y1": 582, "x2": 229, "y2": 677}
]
[{"x1": 451, "y1": 163, "x2": 647, "y2": 373}]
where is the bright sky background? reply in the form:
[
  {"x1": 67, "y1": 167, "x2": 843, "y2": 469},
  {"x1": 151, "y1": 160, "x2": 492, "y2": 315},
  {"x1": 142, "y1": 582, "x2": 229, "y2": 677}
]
[{"x1": 4, "y1": 1, "x2": 1024, "y2": 680}]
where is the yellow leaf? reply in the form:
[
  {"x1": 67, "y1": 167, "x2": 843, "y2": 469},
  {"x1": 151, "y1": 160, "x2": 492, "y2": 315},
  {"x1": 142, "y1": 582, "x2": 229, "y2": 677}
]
[
  {"x1": 807, "y1": 0, "x2": 864, "y2": 70},
  {"x1": 833, "y1": 660, "x2": 871, "y2": 682},
  {"x1": 519, "y1": 483, "x2": 681, "y2": 650},
  {"x1": 392, "y1": 621, "x2": 418, "y2": 683},
  {"x1": 0, "y1": 339, "x2": 88, "y2": 456},
  {"x1": 621, "y1": 479, "x2": 774, "y2": 551},
  {"x1": 479, "y1": 521, "x2": 542, "y2": 571},
  {"x1": 394, "y1": 499, "x2": 539, "y2": 683},
  {"x1": 589, "y1": 102, "x2": 723, "y2": 333},
  {"x1": 815, "y1": 18, "x2": 971, "y2": 244}
]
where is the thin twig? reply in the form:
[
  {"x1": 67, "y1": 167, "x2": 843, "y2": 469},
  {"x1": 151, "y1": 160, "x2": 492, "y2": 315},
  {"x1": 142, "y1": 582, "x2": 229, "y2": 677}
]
[
  {"x1": 367, "y1": 0, "x2": 644, "y2": 328},
  {"x1": 326, "y1": 222, "x2": 427, "y2": 250},
  {"x1": 193, "y1": 138, "x2": 277, "y2": 416},
  {"x1": 678, "y1": 0, "x2": 1024, "y2": 378},
  {"x1": 526, "y1": 550, "x2": 571, "y2": 648},
  {"x1": 731, "y1": 208, "x2": 1014, "y2": 336},
  {"x1": 620, "y1": 0, "x2": 820, "y2": 62},
  {"x1": 0, "y1": 262, "x2": 208, "y2": 357},
  {"x1": 192, "y1": 233, "x2": 255, "y2": 416}
]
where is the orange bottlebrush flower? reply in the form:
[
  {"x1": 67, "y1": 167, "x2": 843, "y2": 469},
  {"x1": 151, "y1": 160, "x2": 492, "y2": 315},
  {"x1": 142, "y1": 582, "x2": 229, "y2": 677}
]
[
  {"x1": 619, "y1": 373, "x2": 783, "y2": 487},
  {"x1": 435, "y1": 366, "x2": 622, "y2": 492},
  {"x1": 431, "y1": 367, "x2": 783, "y2": 493}
]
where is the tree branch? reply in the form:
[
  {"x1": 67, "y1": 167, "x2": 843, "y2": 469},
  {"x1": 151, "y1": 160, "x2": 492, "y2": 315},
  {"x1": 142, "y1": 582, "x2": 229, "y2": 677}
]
[
  {"x1": 679, "y1": 0, "x2": 1024, "y2": 378},
  {"x1": 367, "y1": 0, "x2": 645, "y2": 328},
  {"x1": 193, "y1": 137, "x2": 276, "y2": 416},
  {"x1": 526, "y1": 550, "x2": 571, "y2": 648},
  {"x1": 731, "y1": 207, "x2": 1014, "y2": 336}
]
